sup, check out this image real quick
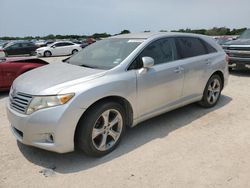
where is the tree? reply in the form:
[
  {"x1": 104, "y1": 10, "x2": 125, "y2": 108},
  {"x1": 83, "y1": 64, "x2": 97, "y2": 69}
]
[{"x1": 120, "y1": 30, "x2": 131, "y2": 34}]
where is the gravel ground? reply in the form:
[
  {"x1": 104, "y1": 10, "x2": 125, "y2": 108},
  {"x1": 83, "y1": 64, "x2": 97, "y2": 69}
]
[{"x1": 0, "y1": 61, "x2": 250, "y2": 188}]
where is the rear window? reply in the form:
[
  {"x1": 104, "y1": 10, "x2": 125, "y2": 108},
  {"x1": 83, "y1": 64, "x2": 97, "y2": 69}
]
[{"x1": 175, "y1": 37, "x2": 207, "y2": 59}]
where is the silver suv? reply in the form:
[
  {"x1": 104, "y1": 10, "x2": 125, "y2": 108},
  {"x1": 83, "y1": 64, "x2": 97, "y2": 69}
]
[{"x1": 7, "y1": 32, "x2": 229, "y2": 157}]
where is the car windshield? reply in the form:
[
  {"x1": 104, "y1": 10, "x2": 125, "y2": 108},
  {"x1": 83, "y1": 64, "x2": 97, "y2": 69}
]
[
  {"x1": 4, "y1": 42, "x2": 15, "y2": 48},
  {"x1": 66, "y1": 38, "x2": 143, "y2": 70},
  {"x1": 239, "y1": 29, "x2": 250, "y2": 39}
]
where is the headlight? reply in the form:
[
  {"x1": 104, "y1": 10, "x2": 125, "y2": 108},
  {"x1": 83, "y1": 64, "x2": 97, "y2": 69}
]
[{"x1": 26, "y1": 93, "x2": 74, "y2": 115}]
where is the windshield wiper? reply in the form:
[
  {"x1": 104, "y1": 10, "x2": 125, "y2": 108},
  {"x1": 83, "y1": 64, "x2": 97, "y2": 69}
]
[{"x1": 80, "y1": 64, "x2": 99, "y2": 69}]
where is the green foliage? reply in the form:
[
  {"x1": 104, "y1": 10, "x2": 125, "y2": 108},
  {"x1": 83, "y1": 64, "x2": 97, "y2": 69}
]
[
  {"x1": 119, "y1": 30, "x2": 131, "y2": 34},
  {"x1": 0, "y1": 27, "x2": 248, "y2": 40},
  {"x1": 171, "y1": 27, "x2": 247, "y2": 36},
  {"x1": 91, "y1": 33, "x2": 111, "y2": 39}
]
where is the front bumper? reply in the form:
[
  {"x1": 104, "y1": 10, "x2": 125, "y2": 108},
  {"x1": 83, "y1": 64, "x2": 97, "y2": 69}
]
[
  {"x1": 225, "y1": 49, "x2": 250, "y2": 69},
  {"x1": 228, "y1": 57, "x2": 250, "y2": 69},
  {"x1": 36, "y1": 51, "x2": 43, "y2": 57},
  {"x1": 6, "y1": 101, "x2": 84, "y2": 153}
]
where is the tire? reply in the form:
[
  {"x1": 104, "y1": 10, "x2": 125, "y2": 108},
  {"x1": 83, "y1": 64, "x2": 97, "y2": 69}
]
[
  {"x1": 44, "y1": 51, "x2": 52, "y2": 57},
  {"x1": 199, "y1": 74, "x2": 222, "y2": 108},
  {"x1": 76, "y1": 101, "x2": 126, "y2": 157},
  {"x1": 72, "y1": 49, "x2": 78, "y2": 55},
  {"x1": 30, "y1": 51, "x2": 36, "y2": 56}
]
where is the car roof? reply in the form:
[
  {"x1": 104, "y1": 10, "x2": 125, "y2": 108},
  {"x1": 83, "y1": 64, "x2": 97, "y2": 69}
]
[
  {"x1": 110, "y1": 32, "x2": 206, "y2": 40},
  {"x1": 54, "y1": 41, "x2": 74, "y2": 44}
]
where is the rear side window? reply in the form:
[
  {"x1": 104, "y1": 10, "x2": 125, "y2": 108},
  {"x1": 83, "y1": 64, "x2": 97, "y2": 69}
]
[
  {"x1": 202, "y1": 40, "x2": 217, "y2": 53},
  {"x1": 22, "y1": 43, "x2": 35, "y2": 47},
  {"x1": 63, "y1": 42, "x2": 74, "y2": 46},
  {"x1": 175, "y1": 37, "x2": 207, "y2": 59},
  {"x1": 55, "y1": 43, "x2": 65, "y2": 47}
]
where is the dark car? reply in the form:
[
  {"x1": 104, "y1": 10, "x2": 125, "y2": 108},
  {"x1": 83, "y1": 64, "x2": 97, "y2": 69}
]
[
  {"x1": 3, "y1": 41, "x2": 39, "y2": 56},
  {"x1": 223, "y1": 29, "x2": 250, "y2": 70},
  {"x1": 0, "y1": 57, "x2": 48, "y2": 91}
]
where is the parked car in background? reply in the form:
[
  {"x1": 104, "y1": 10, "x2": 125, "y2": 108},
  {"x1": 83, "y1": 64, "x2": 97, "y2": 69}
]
[
  {"x1": 35, "y1": 40, "x2": 46, "y2": 47},
  {"x1": 71, "y1": 40, "x2": 82, "y2": 45},
  {"x1": 0, "y1": 57, "x2": 48, "y2": 91},
  {"x1": 2, "y1": 41, "x2": 38, "y2": 56},
  {"x1": 222, "y1": 29, "x2": 250, "y2": 70},
  {"x1": 0, "y1": 41, "x2": 9, "y2": 49},
  {"x1": 214, "y1": 36, "x2": 233, "y2": 45},
  {"x1": 85, "y1": 38, "x2": 96, "y2": 45},
  {"x1": 0, "y1": 49, "x2": 6, "y2": 59},
  {"x1": 7, "y1": 32, "x2": 228, "y2": 157},
  {"x1": 36, "y1": 41, "x2": 82, "y2": 57},
  {"x1": 39, "y1": 40, "x2": 55, "y2": 47}
]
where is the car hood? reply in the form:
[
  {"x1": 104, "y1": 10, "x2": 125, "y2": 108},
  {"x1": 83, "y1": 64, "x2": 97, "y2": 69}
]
[
  {"x1": 225, "y1": 38, "x2": 250, "y2": 46},
  {"x1": 12, "y1": 62, "x2": 107, "y2": 95}
]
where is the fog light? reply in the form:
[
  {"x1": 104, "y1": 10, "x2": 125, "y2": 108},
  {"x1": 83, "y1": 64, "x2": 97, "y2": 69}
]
[{"x1": 43, "y1": 133, "x2": 54, "y2": 143}]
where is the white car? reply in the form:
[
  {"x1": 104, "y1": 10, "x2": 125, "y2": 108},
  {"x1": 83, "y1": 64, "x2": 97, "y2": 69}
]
[
  {"x1": 36, "y1": 41, "x2": 82, "y2": 57},
  {"x1": 0, "y1": 49, "x2": 5, "y2": 59}
]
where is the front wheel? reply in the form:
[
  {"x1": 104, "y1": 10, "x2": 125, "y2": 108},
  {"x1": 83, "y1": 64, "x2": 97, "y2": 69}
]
[
  {"x1": 44, "y1": 51, "x2": 52, "y2": 57},
  {"x1": 199, "y1": 74, "x2": 222, "y2": 108},
  {"x1": 76, "y1": 102, "x2": 126, "y2": 157},
  {"x1": 72, "y1": 49, "x2": 78, "y2": 55}
]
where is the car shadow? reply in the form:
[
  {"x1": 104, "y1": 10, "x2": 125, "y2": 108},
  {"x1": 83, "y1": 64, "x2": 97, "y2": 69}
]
[
  {"x1": 18, "y1": 95, "x2": 232, "y2": 174},
  {"x1": 229, "y1": 69, "x2": 250, "y2": 77},
  {"x1": 0, "y1": 91, "x2": 9, "y2": 100}
]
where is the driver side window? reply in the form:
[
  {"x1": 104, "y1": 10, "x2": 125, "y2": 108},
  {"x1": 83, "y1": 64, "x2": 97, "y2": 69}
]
[{"x1": 128, "y1": 38, "x2": 176, "y2": 70}]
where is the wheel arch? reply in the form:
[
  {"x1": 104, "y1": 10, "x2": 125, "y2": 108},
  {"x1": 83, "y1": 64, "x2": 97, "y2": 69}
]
[
  {"x1": 44, "y1": 50, "x2": 52, "y2": 57},
  {"x1": 210, "y1": 70, "x2": 224, "y2": 89},
  {"x1": 74, "y1": 95, "x2": 134, "y2": 145}
]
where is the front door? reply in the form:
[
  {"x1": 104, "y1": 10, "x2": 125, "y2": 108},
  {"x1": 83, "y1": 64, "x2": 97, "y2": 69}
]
[{"x1": 134, "y1": 38, "x2": 184, "y2": 118}]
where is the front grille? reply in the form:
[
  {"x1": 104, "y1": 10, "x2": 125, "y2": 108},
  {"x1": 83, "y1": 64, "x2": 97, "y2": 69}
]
[
  {"x1": 227, "y1": 47, "x2": 250, "y2": 51},
  {"x1": 228, "y1": 53, "x2": 250, "y2": 58},
  {"x1": 9, "y1": 91, "x2": 32, "y2": 114}
]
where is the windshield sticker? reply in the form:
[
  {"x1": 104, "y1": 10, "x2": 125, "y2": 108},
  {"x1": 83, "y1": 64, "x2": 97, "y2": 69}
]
[
  {"x1": 128, "y1": 39, "x2": 145, "y2": 43},
  {"x1": 113, "y1": 58, "x2": 122, "y2": 64}
]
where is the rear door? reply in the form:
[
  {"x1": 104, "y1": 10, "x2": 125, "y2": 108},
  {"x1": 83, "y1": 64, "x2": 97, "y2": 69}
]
[
  {"x1": 175, "y1": 37, "x2": 213, "y2": 98},
  {"x1": 62, "y1": 42, "x2": 75, "y2": 55},
  {"x1": 131, "y1": 38, "x2": 184, "y2": 118},
  {"x1": 21, "y1": 42, "x2": 36, "y2": 55}
]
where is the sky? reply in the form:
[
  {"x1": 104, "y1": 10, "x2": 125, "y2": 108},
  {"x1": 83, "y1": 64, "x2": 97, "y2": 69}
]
[{"x1": 1, "y1": 0, "x2": 250, "y2": 37}]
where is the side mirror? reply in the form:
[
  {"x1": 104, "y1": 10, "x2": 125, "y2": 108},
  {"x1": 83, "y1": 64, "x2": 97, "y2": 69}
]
[
  {"x1": 142, "y1": 56, "x2": 154, "y2": 68},
  {"x1": 51, "y1": 45, "x2": 55, "y2": 48}
]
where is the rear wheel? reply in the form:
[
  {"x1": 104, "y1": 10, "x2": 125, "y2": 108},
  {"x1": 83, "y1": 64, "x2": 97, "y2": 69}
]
[
  {"x1": 44, "y1": 51, "x2": 52, "y2": 57},
  {"x1": 76, "y1": 101, "x2": 126, "y2": 157},
  {"x1": 199, "y1": 74, "x2": 222, "y2": 108}
]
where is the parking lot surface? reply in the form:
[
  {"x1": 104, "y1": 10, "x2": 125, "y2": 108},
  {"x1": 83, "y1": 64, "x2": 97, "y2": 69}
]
[{"x1": 0, "y1": 57, "x2": 250, "y2": 188}]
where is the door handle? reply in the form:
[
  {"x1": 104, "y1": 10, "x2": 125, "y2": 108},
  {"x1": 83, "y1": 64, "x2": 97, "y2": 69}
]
[
  {"x1": 205, "y1": 59, "x2": 211, "y2": 65},
  {"x1": 174, "y1": 66, "x2": 184, "y2": 73}
]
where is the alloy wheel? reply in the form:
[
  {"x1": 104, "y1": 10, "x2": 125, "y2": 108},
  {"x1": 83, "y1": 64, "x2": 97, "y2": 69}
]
[
  {"x1": 207, "y1": 78, "x2": 221, "y2": 105},
  {"x1": 91, "y1": 109, "x2": 123, "y2": 151}
]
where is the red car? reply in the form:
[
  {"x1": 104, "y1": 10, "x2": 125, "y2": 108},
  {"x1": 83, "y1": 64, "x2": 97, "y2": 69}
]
[{"x1": 0, "y1": 57, "x2": 48, "y2": 91}]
